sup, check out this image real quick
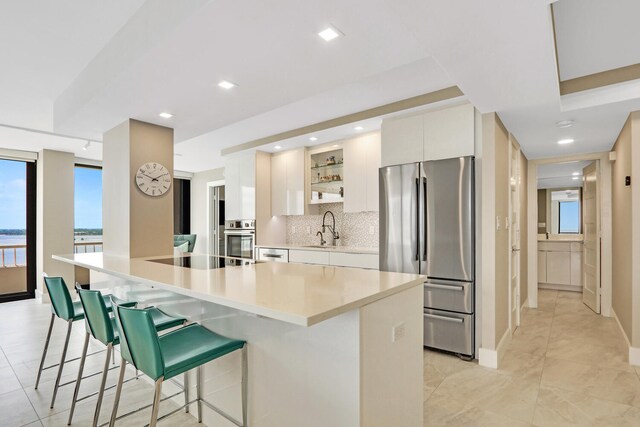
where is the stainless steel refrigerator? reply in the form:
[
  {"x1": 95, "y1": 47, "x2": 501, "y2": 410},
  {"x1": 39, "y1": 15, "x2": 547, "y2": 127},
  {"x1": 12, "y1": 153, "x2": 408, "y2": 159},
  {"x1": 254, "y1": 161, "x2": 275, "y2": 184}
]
[{"x1": 380, "y1": 156, "x2": 475, "y2": 358}]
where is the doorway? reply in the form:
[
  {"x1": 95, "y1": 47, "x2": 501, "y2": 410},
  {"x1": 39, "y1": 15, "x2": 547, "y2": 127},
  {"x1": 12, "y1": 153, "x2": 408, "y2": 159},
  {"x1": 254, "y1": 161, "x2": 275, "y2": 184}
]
[
  {"x1": 527, "y1": 153, "x2": 612, "y2": 316},
  {"x1": 509, "y1": 138, "x2": 521, "y2": 333},
  {"x1": 207, "y1": 181, "x2": 225, "y2": 262}
]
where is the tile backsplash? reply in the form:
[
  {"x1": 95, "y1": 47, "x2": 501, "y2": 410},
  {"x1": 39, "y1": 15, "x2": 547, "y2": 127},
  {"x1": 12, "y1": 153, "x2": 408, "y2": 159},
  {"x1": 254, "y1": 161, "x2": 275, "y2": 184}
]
[{"x1": 286, "y1": 203, "x2": 379, "y2": 248}]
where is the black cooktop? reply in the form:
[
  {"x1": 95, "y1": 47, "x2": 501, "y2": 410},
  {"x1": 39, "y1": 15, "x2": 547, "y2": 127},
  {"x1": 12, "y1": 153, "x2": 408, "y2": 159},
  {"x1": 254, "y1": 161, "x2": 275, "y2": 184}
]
[{"x1": 147, "y1": 255, "x2": 255, "y2": 270}]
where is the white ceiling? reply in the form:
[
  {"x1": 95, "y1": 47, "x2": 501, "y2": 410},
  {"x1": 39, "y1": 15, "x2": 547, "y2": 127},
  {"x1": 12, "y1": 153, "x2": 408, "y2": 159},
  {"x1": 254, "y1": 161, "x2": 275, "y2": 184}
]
[
  {"x1": 2, "y1": 0, "x2": 640, "y2": 171},
  {"x1": 553, "y1": 0, "x2": 640, "y2": 81},
  {"x1": 537, "y1": 160, "x2": 592, "y2": 189}
]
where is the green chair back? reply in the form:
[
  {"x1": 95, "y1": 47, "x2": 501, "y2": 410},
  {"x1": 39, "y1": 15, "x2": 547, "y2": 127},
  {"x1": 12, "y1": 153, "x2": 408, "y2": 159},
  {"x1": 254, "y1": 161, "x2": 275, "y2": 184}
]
[
  {"x1": 114, "y1": 303, "x2": 165, "y2": 381},
  {"x1": 77, "y1": 289, "x2": 114, "y2": 346},
  {"x1": 173, "y1": 234, "x2": 197, "y2": 252},
  {"x1": 43, "y1": 276, "x2": 75, "y2": 321}
]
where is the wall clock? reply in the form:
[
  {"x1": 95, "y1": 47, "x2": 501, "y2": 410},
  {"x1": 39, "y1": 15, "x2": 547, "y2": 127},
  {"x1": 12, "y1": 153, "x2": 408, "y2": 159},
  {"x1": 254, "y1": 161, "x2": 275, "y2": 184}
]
[{"x1": 135, "y1": 162, "x2": 171, "y2": 197}]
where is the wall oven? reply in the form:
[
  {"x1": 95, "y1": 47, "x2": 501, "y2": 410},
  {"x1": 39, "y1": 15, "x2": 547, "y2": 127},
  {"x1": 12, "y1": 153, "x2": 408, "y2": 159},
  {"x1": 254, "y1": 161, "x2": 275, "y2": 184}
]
[{"x1": 224, "y1": 220, "x2": 255, "y2": 260}]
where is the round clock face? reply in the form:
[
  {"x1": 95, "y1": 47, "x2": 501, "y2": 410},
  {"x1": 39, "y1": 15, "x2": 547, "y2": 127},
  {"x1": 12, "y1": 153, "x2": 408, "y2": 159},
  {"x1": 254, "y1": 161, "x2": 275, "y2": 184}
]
[{"x1": 135, "y1": 162, "x2": 171, "y2": 197}]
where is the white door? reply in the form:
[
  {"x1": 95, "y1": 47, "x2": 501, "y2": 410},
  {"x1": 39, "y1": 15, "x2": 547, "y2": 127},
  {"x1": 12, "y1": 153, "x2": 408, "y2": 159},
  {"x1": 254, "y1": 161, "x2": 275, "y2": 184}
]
[
  {"x1": 582, "y1": 161, "x2": 600, "y2": 313},
  {"x1": 509, "y1": 141, "x2": 521, "y2": 332}
]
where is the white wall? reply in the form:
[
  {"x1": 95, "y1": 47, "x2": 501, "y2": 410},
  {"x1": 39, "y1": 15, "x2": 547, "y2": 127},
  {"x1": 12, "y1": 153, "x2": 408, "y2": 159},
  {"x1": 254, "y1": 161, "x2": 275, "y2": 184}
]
[{"x1": 190, "y1": 167, "x2": 224, "y2": 254}]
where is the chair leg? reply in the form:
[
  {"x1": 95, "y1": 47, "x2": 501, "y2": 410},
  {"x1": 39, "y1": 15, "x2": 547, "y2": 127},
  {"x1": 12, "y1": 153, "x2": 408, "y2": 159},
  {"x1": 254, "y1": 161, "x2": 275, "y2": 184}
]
[
  {"x1": 50, "y1": 320, "x2": 73, "y2": 408},
  {"x1": 92, "y1": 343, "x2": 113, "y2": 427},
  {"x1": 184, "y1": 372, "x2": 189, "y2": 413},
  {"x1": 197, "y1": 366, "x2": 202, "y2": 423},
  {"x1": 149, "y1": 378, "x2": 164, "y2": 427},
  {"x1": 35, "y1": 313, "x2": 55, "y2": 389},
  {"x1": 109, "y1": 358, "x2": 127, "y2": 427},
  {"x1": 67, "y1": 332, "x2": 90, "y2": 425},
  {"x1": 241, "y1": 344, "x2": 248, "y2": 426}
]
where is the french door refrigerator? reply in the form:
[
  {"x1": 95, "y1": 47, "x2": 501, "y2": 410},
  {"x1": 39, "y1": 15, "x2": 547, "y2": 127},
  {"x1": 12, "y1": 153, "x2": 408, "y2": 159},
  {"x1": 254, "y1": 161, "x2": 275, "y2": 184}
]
[{"x1": 380, "y1": 156, "x2": 475, "y2": 358}]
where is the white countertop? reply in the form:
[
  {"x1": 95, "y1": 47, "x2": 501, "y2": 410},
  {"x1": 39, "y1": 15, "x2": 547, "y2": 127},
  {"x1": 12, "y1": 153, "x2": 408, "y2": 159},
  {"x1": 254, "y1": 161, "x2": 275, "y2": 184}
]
[
  {"x1": 53, "y1": 253, "x2": 422, "y2": 327},
  {"x1": 256, "y1": 244, "x2": 379, "y2": 255}
]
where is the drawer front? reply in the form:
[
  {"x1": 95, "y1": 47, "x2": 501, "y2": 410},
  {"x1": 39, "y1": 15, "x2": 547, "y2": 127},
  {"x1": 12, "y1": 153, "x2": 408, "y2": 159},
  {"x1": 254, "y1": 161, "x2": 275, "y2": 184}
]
[
  {"x1": 423, "y1": 279, "x2": 473, "y2": 313},
  {"x1": 257, "y1": 248, "x2": 289, "y2": 263},
  {"x1": 423, "y1": 309, "x2": 474, "y2": 356},
  {"x1": 329, "y1": 252, "x2": 379, "y2": 269},
  {"x1": 289, "y1": 249, "x2": 330, "y2": 265}
]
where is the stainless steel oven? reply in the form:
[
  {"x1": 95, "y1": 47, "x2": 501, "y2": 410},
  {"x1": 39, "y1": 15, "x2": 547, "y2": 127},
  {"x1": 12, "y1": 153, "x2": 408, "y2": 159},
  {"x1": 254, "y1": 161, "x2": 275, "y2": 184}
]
[{"x1": 224, "y1": 220, "x2": 255, "y2": 260}]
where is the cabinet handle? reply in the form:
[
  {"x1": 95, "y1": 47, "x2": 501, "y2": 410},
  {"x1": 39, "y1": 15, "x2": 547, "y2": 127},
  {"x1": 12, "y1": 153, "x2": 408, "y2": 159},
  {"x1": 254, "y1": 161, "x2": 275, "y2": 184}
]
[
  {"x1": 263, "y1": 254, "x2": 283, "y2": 258},
  {"x1": 424, "y1": 313, "x2": 464, "y2": 323},
  {"x1": 424, "y1": 283, "x2": 464, "y2": 292}
]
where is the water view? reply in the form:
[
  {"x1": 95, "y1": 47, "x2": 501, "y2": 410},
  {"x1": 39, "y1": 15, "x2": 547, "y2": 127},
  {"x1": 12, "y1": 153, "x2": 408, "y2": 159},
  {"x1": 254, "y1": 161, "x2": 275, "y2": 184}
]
[{"x1": 0, "y1": 230, "x2": 103, "y2": 266}]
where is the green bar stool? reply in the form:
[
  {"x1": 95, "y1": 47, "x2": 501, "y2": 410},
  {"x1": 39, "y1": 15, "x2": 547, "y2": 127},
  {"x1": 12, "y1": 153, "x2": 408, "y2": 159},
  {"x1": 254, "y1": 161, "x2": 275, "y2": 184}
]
[
  {"x1": 35, "y1": 276, "x2": 135, "y2": 409},
  {"x1": 111, "y1": 297, "x2": 248, "y2": 427},
  {"x1": 68, "y1": 288, "x2": 187, "y2": 426}
]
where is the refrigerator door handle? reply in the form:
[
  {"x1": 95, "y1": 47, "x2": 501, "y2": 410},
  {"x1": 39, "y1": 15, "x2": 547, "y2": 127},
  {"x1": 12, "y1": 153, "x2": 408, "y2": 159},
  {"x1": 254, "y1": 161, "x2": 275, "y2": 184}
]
[
  {"x1": 422, "y1": 177, "x2": 427, "y2": 262},
  {"x1": 424, "y1": 283, "x2": 465, "y2": 292},
  {"x1": 424, "y1": 313, "x2": 464, "y2": 323},
  {"x1": 415, "y1": 177, "x2": 420, "y2": 262}
]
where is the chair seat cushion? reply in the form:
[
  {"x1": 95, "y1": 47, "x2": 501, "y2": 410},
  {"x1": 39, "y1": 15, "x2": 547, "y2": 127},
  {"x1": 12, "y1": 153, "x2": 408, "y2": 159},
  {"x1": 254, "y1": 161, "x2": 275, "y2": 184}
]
[{"x1": 160, "y1": 324, "x2": 245, "y2": 380}]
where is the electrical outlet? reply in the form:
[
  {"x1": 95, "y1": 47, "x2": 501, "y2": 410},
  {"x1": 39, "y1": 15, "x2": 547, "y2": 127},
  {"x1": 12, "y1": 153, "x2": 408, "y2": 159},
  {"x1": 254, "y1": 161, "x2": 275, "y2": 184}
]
[
  {"x1": 392, "y1": 322, "x2": 405, "y2": 342},
  {"x1": 369, "y1": 226, "x2": 375, "y2": 235}
]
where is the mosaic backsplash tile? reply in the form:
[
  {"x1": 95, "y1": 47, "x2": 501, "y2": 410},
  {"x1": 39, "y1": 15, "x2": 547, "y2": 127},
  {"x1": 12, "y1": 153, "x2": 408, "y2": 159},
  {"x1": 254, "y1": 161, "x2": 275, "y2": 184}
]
[{"x1": 286, "y1": 203, "x2": 379, "y2": 248}]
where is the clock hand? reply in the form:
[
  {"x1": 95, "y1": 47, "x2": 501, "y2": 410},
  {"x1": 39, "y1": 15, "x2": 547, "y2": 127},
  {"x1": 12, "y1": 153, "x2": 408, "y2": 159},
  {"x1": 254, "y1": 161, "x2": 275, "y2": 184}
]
[{"x1": 142, "y1": 172, "x2": 159, "y2": 182}]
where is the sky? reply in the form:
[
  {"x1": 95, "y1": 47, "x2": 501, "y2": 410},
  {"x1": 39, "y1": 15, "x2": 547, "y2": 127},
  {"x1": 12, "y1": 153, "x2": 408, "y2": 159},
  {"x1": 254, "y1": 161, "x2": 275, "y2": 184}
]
[
  {"x1": 559, "y1": 201, "x2": 580, "y2": 233},
  {"x1": 0, "y1": 161, "x2": 103, "y2": 231}
]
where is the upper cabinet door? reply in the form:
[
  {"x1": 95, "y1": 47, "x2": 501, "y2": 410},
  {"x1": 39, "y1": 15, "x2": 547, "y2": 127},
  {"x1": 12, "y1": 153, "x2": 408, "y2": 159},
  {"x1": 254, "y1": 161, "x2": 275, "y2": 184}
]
[
  {"x1": 224, "y1": 152, "x2": 256, "y2": 220},
  {"x1": 271, "y1": 153, "x2": 287, "y2": 216},
  {"x1": 365, "y1": 134, "x2": 381, "y2": 212},
  {"x1": 286, "y1": 149, "x2": 305, "y2": 215},
  {"x1": 423, "y1": 104, "x2": 475, "y2": 161},
  {"x1": 344, "y1": 133, "x2": 381, "y2": 213},
  {"x1": 381, "y1": 114, "x2": 423, "y2": 167}
]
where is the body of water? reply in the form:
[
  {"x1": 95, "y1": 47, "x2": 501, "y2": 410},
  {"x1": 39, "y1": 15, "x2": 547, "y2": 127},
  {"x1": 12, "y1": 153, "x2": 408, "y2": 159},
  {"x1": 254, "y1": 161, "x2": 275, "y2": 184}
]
[{"x1": 0, "y1": 234, "x2": 103, "y2": 266}]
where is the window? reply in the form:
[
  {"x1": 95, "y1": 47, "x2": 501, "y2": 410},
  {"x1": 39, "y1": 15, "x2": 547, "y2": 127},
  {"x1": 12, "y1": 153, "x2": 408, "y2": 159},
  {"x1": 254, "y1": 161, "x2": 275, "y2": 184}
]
[
  {"x1": 550, "y1": 188, "x2": 581, "y2": 234},
  {"x1": 559, "y1": 201, "x2": 580, "y2": 233},
  {"x1": 74, "y1": 166, "x2": 103, "y2": 253}
]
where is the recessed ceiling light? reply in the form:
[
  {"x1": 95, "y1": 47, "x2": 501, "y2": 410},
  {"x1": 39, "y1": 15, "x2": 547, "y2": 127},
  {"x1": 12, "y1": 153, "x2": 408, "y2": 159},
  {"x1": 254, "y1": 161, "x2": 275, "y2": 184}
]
[
  {"x1": 218, "y1": 80, "x2": 237, "y2": 89},
  {"x1": 159, "y1": 112, "x2": 173, "y2": 119},
  {"x1": 332, "y1": 144, "x2": 340, "y2": 148},
  {"x1": 309, "y1": 137, "x2": 318, "y2": 141},
  {"x1": 318, "y1": 26, "x2": 342, "y2": 42},
  {"x1": 174, "y1": 153, "x2": 183, "y2": 157},
  {"x1": 572, "y1": 172, "x2": 580, "y2": 176},
  {"x1": 556, "y1": 120, "x2": 574, "y2": 128},
  {"x1": 572, "y1": 176, "x2": 580, "y2": 180},
  {"x1": 557, "y1": 138, "x2": 574, "y2": 145},
  {"x1": 354, "y1": 126, "x2": 364, "y2": 131},
  {"x1": 82, "y1": 141, "x2": 91, "y2": 151},
  {"x1": 274, "y1": 145, "x2": 282, "y2": 150}
]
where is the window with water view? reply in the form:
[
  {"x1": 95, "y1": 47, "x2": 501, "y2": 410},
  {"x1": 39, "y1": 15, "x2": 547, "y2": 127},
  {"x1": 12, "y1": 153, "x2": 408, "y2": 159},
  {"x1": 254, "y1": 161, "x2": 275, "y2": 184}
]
[{"x1": 75, "y1": 166, "x2": 103, "y2": 253}]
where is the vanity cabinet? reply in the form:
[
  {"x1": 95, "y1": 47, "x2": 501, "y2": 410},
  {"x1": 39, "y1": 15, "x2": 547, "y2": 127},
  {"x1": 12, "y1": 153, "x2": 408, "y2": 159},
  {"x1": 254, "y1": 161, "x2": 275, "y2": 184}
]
[
  {"x1": 271, "y1": 148, "x2": 305, "y2": 216},
  {"x1": 343, "y1": 133, "x2": 381, "y2": 213},
  {"x1": 381, "y1": 103, "x2": 475, "y2": 167},
  {"x1": 538, "y1": 240, "x2": 583, "y2": 290}
]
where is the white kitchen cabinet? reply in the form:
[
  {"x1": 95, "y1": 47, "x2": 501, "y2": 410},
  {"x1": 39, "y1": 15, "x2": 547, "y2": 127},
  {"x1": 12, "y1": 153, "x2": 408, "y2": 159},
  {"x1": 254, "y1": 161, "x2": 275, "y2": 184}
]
[
  {"x1": 271, "y1": 149, "x2": 305, "y2": 216},
  {"x1": 546, "y1": 251, "x2": 572, "y2": 285},
  {"x1": 381, "y1": 113, "x2": 423, "y2": 167},
  {"x1": 289, "y1": 249, "x2": 330, "y2": 265},
  {"x1": 343, "y1": 133, "x2": 381, "y2": 213},
  {"x1": 538, "y1": 240, "x2": 583, "y2": 289},
  {"x1": 224, "y1": 152, "x2": 256, "y2": 220},
  {"x1": 423, "y1": 104, "x2": 475, "y2": 160},
  {"x1": 329, "y1": 252, "x2": 379, "y2": 269},
  {"x1": 570, "y1": 248, "x2": 583, "y2": 287},
  {"x1": 381, "y1": 103, "x2": 475, "y2": 167}
]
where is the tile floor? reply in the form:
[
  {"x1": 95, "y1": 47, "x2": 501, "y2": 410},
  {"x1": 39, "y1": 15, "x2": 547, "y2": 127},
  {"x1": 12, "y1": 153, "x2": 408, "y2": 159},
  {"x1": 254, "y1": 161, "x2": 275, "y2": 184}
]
[
  {"x1": 424, "y1": 289, "x2": 640, "y2": 426},
  {"x1": 1, "y1": 290, "x2": 638, "y2": 426}
]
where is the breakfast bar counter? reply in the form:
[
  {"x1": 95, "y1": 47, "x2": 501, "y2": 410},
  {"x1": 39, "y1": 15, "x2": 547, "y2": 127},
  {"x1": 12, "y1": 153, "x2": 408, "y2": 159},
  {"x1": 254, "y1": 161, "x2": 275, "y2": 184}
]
[{"x1": 53, "y1": 253, "x2": 425, "y2": 427}]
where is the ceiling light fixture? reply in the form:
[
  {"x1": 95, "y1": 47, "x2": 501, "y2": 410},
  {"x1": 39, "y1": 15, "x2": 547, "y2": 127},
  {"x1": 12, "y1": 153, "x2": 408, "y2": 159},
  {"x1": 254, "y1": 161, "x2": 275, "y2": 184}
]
[
  {"x1": 332, "y1": 144, "x2": 340, "y2": 148},
  {"x1": 309, "y1": 137, "x2": 318, "y2": 141},
  {"x1": 556, "y1": 120, "x2": 574, "y2": 128},
  {"x1": 274, "y1": 145, "x2": 282, "y2": 150},
  {"x1": 572, "y1": 172, "x2": 580, "y2": 176},
  {"x1": 354, "y1": 126, "x2": 364, "y2": 131},
  {"x1": 557, "y1": 138, "x2": 574, "y2": 145},
  {"x1": 82, "y1": 141, "x2": 91, "y2": 151},
  {"x1": 159, "y1": 112, "x2": 173, "y2": 119},
  {"x1": 218, "y1": 80, "x2": 237, "y2": 89},
  {"x1": 318, "y1": 26, "x2": 342, "y2": 42},
  {"x1": 572, "y1": 176, "x2": 580, "y2": 180}
]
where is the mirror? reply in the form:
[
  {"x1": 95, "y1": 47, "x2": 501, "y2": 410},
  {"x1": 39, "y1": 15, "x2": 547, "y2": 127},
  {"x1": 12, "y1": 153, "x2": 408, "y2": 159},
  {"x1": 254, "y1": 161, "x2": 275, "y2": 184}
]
[{"x1": 537, "y1": 160, "x2": 594, "y2": 238}]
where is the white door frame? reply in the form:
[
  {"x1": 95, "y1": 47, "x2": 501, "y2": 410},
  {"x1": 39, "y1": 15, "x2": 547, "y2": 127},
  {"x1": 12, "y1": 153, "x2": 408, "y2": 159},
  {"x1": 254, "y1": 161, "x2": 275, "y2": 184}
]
[
  {"x1": 526, "y1": 152, "x2": 612, "y2": 316},
  {"x1": 508, "y1": 137, "x2": 521, "y2": 331},
  {"x1": 206, "y1": 180, "x2": 225, "y2": 255}
]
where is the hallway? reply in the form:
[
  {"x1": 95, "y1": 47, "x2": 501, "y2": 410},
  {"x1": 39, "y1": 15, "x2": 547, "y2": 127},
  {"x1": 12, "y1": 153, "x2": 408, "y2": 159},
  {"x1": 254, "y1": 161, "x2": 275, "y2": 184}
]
[{"x1": 424, "y1": 290, "x2": 640, "y2": 426}]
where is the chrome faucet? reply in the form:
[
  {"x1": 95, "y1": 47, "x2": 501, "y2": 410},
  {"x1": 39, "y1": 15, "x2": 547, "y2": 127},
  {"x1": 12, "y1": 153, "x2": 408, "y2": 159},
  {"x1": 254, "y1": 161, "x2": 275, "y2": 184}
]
[
  {"x1": 316, "y1": 231, "x2": 326, "y2": 246},
  {"x1": 322, "y1": 210, "x2": 340, "y2": 246}
]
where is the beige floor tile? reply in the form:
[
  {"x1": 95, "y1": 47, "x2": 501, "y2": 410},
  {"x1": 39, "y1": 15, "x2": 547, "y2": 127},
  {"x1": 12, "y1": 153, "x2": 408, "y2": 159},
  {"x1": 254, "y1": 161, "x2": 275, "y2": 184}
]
[
  {"x1": 424, "y1": 349, "x2": 477, "y2": 377},
  {"x1": 0, "y1": 388, "x2": 40, "y2": 427},
  {"x1": 556, "y1": 291, "x2": 582, "y2": 300},
  {"x1": 0, "y1": 365, "x2": 23, "y2": 396},
  {"x1": 541, "y1": 358, "x2": 640, "y2": 408},
  {"x1": 545, "y1": 335, "x2": 632, "y2": 372},
  {"x1": 507, "y1": 331, "x2": 549, "y2": 358},
  {"x1": 498, "y1": 350, "x2": 546, "y2": 381},
  {"x1": 533, "y1": 385, "x2": 640, "y2": 427}
]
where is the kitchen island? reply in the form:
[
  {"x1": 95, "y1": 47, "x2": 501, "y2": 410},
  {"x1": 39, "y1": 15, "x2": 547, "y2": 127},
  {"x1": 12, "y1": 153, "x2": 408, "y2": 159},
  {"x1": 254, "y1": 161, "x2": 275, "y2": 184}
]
[{"x1": 53, "y1": 253, "x2": 424, "y2": 427}]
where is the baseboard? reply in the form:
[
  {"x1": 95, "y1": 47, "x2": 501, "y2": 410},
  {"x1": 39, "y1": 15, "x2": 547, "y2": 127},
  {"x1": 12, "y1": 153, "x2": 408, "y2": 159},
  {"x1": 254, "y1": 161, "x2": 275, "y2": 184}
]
[
  {"x1": 478, "y1": 327, "x2": 511, "y2": 369},
  {"x1": 611, "y1": 308, "x2": 640, "y2": 367},
  {"x1": 538, "y1": 283, "x2": 582, "y2": 293}
]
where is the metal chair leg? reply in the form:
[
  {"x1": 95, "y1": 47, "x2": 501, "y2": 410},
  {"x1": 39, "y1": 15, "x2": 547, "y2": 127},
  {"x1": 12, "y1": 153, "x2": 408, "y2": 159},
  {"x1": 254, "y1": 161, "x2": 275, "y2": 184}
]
[
  {"x1": 149, "y1": 378, "x2": 164, "y2": 427},
  {"x1": 241, "y1": 344, "x2": 248, "y2": 426},
  {"x1": 109, "y1": 357, "x2": 127, "y2": 427},
  {"x1": 184, "y1": 372, "x2": 189, "y2": 413},
  {"x1": 197, "y1": 366, "x2": 202, "y2": 423},
  {"x1": 35, "y1": 313, "x2": 55, "y2": 389},
  {"x1": 92, "y1": 343, "x2": 113, "y2": 427},
  {"x1": 67, "y1": 332, "x2": 90, "y2": 425},
  {"x1": 50, "y1": 320, "x2": 73, "y2": 408}
]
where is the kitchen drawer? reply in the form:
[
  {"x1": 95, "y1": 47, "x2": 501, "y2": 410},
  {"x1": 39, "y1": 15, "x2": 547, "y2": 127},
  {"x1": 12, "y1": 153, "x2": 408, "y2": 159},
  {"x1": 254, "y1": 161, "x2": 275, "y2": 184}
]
[
  {"x1": 423, "y1": 279, "x2": 473, "y2": 313},
  {"x1": 256, "y1": 247, "x2": 289, "y2": 263},
  {"x1": 289, "y1": 249, "x2": 330, "y2": 265},
  {"x1": 329, "y1": 252, "x2": 379, "y2": 269},
  {"x1": 423, "y1": 308, "x2": 474, "y2": 356}
]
